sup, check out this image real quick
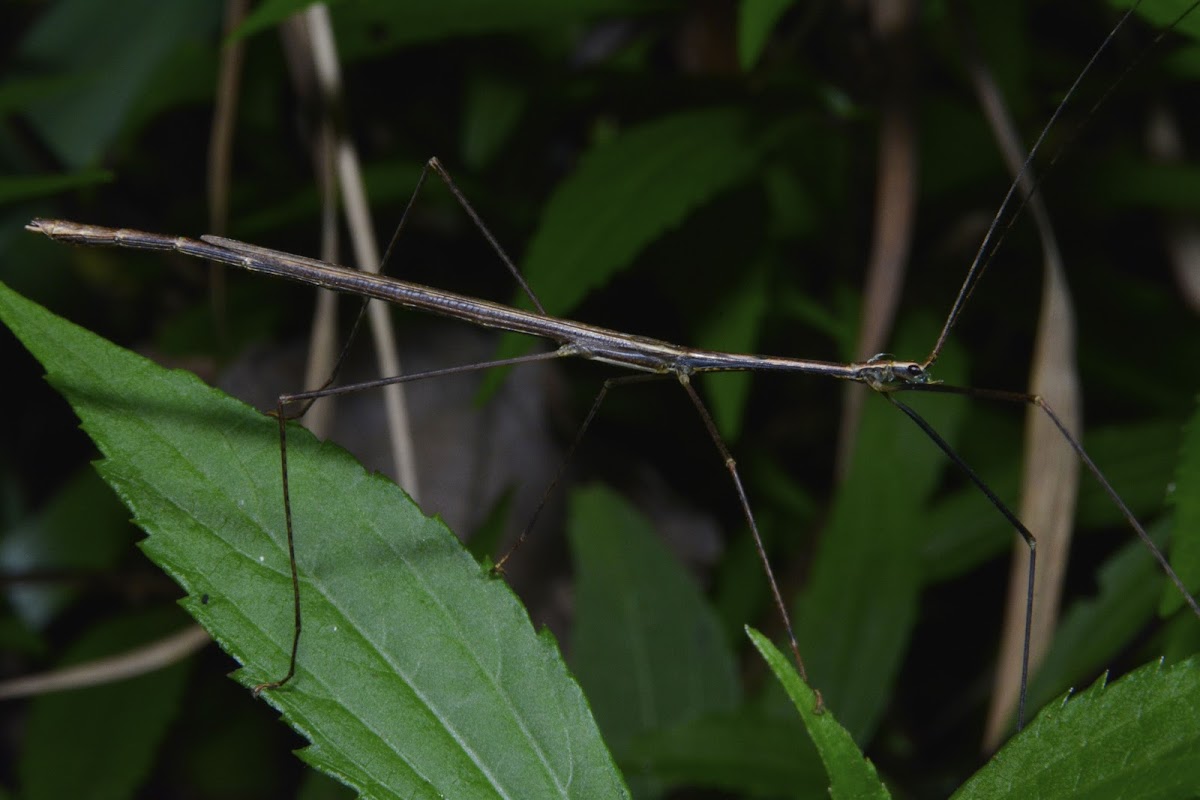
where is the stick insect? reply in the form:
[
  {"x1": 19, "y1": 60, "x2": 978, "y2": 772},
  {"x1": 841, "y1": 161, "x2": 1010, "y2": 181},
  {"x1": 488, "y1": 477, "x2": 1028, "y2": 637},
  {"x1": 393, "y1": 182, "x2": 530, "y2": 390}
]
[
  {"x1": 7, "y1": 0, "x2": 1200, "y2": 793},
  {"x1": 23, "y1": 0, "x2": 1200, "y2": 718}
]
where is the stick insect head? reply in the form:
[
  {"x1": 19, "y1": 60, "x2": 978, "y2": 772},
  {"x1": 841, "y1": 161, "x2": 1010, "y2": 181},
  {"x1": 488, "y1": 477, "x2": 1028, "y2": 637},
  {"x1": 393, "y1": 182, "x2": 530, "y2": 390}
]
[{"x1": 855, "y1": 353, "x2": 937, "y2": 393}]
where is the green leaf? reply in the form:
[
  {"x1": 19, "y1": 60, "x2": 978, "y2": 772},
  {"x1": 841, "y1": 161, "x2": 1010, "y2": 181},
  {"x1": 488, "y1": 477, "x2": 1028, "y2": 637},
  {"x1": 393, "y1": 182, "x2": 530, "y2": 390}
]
[
  {"x1": 1076, "y1": 421, "x2": 1180, "y2": 529},
  {"x1": 953, "y1": 657, "x2": 1200, "y2": 799},
  {"x1": 1111, "y1": 0, "x2": 1200, "y2": 42},
  {"x1": 0, "y1": 74, "x2": 88, "y2": 115},
  {"x1": 0, "y1": 281, "x2": 629, "y2": 799},
  {"x1": 231, "y1": 0, "x2": 328, "y2": 39},
  {"x1": 0, "y1": 170, "x2": 113, "y2": 203},
  {"x1": 17, "y1": 0, "x2": 219, "y2": 167},
  {"x1": 568, "y1": 485, "x2": 739, "y2": 762},
  {"x1": 627, "y1": 711, "x2": 826, "y2": 797},
  {"x1": 19, "y1": 609, "x2": 191, "y2": 800},
  {"x1": 921, "y1": 419, "x2": 1181, "y2": 583},
  {"x1": 1026, "y1": 522, "x2": 1170, "y2": 716},
  {"x1": 520, "y1": 107, "x2": 760, "y2": 316},
  {"x1": 695, "y1": 261, "x2": 769, "y2": 440},
  {"x1": 1090, "y1": 160, "x2": 1200, "y2": 214},
  {"x1": 747, "y1": 628, "x2": 891, "y2": 800},
  {"x1": 462, "y1": 76, "x2": 528, "y2": 169},
  {"x1": 794, "y1": 319, "x2": 967, "y2": 742},
  {"x1": 737, "y1": 0, "x2": 795, "y2": 71},
  {"x1": 484, "y1": 107, "x2": 765, "y2": 387}
]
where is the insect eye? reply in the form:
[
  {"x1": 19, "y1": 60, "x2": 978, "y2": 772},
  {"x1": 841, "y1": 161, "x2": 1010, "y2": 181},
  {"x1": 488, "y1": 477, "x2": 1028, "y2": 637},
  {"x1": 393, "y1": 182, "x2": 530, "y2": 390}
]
[{"x1": 905, "y1": 364, "x2": 923, "y2": 377}]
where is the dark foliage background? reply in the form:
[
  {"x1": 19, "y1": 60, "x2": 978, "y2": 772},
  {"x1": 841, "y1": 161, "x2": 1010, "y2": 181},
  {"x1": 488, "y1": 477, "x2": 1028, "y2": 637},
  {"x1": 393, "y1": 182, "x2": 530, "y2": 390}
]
[{"x1": 2, "y1": 0, "x2": 1199, "y2": 797}]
